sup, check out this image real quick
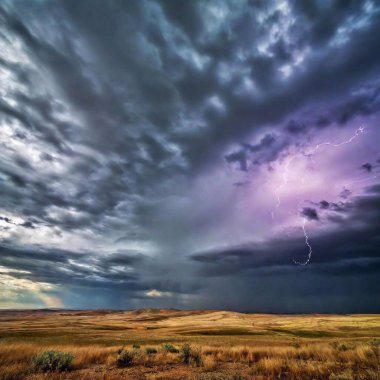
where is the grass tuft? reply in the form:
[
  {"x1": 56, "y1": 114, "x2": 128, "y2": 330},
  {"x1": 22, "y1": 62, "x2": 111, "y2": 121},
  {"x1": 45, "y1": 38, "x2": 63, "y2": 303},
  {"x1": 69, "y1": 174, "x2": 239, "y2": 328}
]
[
  {"x1": 116, "y1": 349, "x2": 134, "y2": 367},
  {"x1": 145, "y1": 347, "x2": 158, "y2": 354},
  {"x1": 162, "y1": 343, "x2": 179, "y2": 353},
  {"x1": 33, "y1": 350, "x2": 73, "y2": 372}
]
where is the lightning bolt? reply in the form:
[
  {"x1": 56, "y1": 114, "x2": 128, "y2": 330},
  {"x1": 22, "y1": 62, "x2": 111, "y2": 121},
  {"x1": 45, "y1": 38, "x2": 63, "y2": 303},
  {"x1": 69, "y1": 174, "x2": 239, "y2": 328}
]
[
  {"x1": 271, "y1": 157, "x2": 294, "y2": 220},
  {"x1": 272, "y1": 126, "x2": 366, "y2": 265},
  {"x1": 293, "y1": 217, "x2": 312, "y2": 266},
  {"x1": 308, "y1": 126, "x2": 365, "y2": 154}
]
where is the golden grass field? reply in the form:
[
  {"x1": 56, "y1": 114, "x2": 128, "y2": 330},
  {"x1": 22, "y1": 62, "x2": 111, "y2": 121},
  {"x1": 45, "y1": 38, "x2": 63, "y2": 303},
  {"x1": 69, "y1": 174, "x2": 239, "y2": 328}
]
[{"x1": 0, "y1": 309, "x2": 379, "y2": 380}]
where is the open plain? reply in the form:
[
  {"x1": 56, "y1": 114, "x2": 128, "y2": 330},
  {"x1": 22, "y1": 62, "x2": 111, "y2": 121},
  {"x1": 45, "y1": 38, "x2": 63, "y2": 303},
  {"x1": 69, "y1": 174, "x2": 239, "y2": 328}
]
[{"x1": 0, "y1": 309, "x2": 379, "y2": 380}]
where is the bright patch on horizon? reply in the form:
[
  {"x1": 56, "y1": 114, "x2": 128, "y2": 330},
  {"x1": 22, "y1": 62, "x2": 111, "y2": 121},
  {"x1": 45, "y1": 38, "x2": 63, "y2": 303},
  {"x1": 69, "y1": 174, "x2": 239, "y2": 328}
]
[{"x1": 145, "y1": 289, "x2": 173, "y2": 298}]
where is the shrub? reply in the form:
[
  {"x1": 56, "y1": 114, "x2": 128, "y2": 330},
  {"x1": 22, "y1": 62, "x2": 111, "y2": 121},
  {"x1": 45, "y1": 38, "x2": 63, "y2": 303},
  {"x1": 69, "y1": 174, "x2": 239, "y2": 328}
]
[
  {"x1": 191, "y1": 346, "x2": 203, "y2": 367},
  {"x1": 116, "y1": 349, "x2": 134, "y2": 367},
  {"x1": 145, "y1": 347, "x2": 158, "y2": 354},
  {"x1": 162, "y1": 343, "x2": 179, "y2": 353},
  {"x1": 181, "y1": 344, "x2": 192, "y2": 364},
  {"x1": 180, "y1": 344, "x2": 203, "y2": 366},
  {"x1": 132, "y1": 343, "x2": 141, "y2": 349},
  {"x1": 33, "y1": 350, "x2": 74, "y2": 372}
]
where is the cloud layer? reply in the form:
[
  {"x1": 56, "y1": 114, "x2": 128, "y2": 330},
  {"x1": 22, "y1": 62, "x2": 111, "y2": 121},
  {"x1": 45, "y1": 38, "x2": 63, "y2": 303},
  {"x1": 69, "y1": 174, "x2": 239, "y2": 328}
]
[{"x1": 1, "y1": 0, "x2": 380, "y2": 311}]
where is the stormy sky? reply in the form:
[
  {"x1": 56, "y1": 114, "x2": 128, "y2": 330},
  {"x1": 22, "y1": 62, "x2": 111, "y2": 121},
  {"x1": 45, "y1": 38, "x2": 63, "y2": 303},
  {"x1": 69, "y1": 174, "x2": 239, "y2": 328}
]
[{"x1": 1, "y1": 0, "x2": 380, "y2": 312}]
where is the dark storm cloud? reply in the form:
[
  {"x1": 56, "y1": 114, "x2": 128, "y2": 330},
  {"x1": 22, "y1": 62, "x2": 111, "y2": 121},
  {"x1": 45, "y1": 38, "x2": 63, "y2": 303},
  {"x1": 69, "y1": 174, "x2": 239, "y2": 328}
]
[
  {"x1": 286, "y1": 120, "x2": 307, "y2": 134},
  {"x1": 2, "y1": 0, "x2": 380, "y2": 225},
  {"x1": 225, "y1": 133, "x2": 279, "y2": 170},
  {"x1": 225, "y1": 150, "x2": 248, "y2": 171},
  {"x1": 0, "y1": 216, "x2": 13, "y2": 224},
  {"x1": 190, "y1": 186, "x2": 380, "y2": 278},
  {"x1": 190, "y1": 2, "x2": 380, "y2": 169},
  {"x1": 362, "y1": 162, "x2": 373, "y2": 172},
  {"x1": 0, "y1": 243, "x2": 148, "y2": 290},
  {"x1": 0, "y1": 216, "x2": 36, "y2": 228},
  {"x1": 340, "y1": 188, "x2": 352, "y2": 199},
  {"x1": 301, "y1": 207, "x2": 319, "y2": 221},
  {"x1": 1, "y1": 0, "x2": 380, "y2": 311},
  {"x1": 336, "y1": 83, "x2": 380, "y2": 125},
  {"x1": 225, "y1": 78, "x2": 380, "y2": 172},
  {"x1": 312, "y1": 200, "x2": 347, "y2": 213},
  {"x1": 319, "y1": 200, "x2": 330, "y2": 210},
  {"x1": 0, "y1": 241, "x2": 200, "y2": 310}
]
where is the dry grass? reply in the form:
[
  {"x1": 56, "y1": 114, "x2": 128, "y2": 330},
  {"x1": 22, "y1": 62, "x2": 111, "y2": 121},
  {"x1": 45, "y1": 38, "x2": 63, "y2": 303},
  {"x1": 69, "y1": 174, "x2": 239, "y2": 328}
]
[
  {"x1": 0, "y1": 310, "x2": 379, "y2": 379},
  {"x1": 0, "y1": 341, "x2": 379, "y2": 380},
  {"x1": 202, "y1": 355, "x2": 217, "y2": 371}
]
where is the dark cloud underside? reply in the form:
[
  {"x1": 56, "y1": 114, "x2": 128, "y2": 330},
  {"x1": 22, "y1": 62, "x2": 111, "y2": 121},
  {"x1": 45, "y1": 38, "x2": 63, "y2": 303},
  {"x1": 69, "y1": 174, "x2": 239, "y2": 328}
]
[{"x1": 0, "y1": 0, "x2": 380, "y2": 311}]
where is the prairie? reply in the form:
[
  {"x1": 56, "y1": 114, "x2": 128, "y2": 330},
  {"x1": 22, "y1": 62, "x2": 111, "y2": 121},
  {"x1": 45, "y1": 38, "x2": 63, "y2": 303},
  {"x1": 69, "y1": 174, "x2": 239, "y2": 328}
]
[{"x1": 0, "y1": 309, "x2": 379, "y2": 379}]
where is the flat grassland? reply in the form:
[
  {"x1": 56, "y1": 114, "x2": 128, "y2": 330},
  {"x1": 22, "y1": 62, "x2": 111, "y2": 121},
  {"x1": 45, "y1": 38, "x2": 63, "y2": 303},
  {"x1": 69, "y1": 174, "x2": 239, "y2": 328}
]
[{"x1": 0, "y1": 309, "x2": 379, "y2": 380}]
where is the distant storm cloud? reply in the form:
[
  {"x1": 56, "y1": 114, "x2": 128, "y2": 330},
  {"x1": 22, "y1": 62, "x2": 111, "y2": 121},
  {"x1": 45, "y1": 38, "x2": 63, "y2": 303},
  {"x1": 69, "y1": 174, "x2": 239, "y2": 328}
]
[
  {"x1": 0, "y1": 0, "x2": 380, "y2": 312},
  {"x1": 301, "y1": 207, "x2": 319, "y2": 221},
  {"x1": 362, "y1": 163, "x2": 373, "y2": 172}
]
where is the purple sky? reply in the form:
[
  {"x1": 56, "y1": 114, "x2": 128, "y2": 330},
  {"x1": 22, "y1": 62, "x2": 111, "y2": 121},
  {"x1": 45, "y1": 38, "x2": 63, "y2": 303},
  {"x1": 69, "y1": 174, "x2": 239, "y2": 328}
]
[{"x1": 1, "y1": 0, "x2": 380, "y2": 312}]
